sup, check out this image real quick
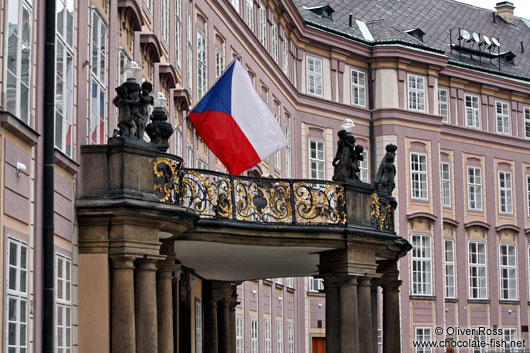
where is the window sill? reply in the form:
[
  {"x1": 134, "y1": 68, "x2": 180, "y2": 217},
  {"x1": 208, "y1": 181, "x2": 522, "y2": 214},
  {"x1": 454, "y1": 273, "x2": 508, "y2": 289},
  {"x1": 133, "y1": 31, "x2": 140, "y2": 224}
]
[
  {"x1": 275, "y1": 283, "x2": 284, "y2": 289},
  {"x1": 287, "y1": 286, "x2": 295, "y2": 293},
  {"x1": 0, "y1": 111, "x2": 39, "y2": 146},
  {"x1": 444, "y1": 298, "x2": 458, "y2": 303},
  {"x1": 467, "y1": 299, "x2": 490, "y2": 304},
  {"x1": 499, "y1": 300, "x2": 519, "y2": 304},
  {"x1": 55, "y1": 148, "x2": 80, "y2": 175},
  {"x1": 307, "y1": 291, "x2": 325, "y2": 297},
  {"x1": 409, "y1": 295, "x2": 436, "y2": 300}
]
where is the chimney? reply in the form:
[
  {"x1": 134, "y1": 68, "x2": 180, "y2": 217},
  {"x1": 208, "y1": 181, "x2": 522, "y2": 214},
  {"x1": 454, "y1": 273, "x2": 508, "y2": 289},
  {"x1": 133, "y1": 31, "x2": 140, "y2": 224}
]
[{"x1": 495, "y1": 1, "x2": 515, "y2": 24}]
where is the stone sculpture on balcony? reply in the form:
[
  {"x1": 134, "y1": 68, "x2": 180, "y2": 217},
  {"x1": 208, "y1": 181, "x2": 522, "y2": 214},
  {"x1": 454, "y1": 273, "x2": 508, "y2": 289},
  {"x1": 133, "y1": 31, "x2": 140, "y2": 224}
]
[
  {"x1": 332, "y1": 129, "x2": 364, "y2": 183},
  {"x1": 374, "y1": 144, "x2": 397, "y2": 200}
]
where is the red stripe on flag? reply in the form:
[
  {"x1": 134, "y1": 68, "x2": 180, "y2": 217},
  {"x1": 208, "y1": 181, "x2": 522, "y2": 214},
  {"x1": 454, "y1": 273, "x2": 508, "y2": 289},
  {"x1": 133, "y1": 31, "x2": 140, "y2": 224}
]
[{"x1": 189, "y1": 111, "x2": 261, "y2": 175}]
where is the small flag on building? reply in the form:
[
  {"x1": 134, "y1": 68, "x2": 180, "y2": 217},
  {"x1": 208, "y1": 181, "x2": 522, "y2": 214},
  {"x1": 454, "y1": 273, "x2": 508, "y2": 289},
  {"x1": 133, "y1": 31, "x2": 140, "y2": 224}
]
[{"x1": 189, "y1": 60, "x2": 287, "y2": 175}]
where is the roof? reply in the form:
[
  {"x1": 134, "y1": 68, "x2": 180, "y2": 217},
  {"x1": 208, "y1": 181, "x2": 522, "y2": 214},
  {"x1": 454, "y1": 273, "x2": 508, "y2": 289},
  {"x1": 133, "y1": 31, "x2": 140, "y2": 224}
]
[{"x1": 293, "y1": 0, "x2": 530, "y2": 80}]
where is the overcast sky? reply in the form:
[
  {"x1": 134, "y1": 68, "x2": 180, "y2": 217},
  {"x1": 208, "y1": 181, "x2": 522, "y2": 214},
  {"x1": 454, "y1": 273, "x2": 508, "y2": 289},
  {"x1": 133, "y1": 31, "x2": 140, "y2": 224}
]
[{"x1": 457, "y1": 0, "x2": 530, "y2": 19}]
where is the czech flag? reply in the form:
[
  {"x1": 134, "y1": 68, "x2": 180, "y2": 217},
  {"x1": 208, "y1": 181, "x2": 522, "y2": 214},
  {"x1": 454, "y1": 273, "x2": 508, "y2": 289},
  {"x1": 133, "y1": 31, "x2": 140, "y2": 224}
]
[{"x1": 189, "y1": 60, "x2": 287, "y2": 175}]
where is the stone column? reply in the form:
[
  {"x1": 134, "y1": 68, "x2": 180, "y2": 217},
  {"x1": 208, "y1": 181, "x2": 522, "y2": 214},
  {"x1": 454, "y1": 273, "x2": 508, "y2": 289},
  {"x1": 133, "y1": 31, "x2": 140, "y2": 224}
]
[
  {"x1": 371, "y1": 284, "x2": 379, "y2": 353},
  {"x1": 340, "y1": 276, "x2": 359, "y2": 353},
  {"x1": 111, "y1": 256, "x2": 137, "y2": 353},
  {"x1": 219, "y1": 300, "x2": 231, "y2": 353},
  {"x1": 381, "y1": 280, "x2": 402, "y2": 353},
  {"x1": 204, "y1": 299, "x2": 219, "y2": 353},
  {"x1": 229, "y1": 300, "x2": 237, "y2": 353},
  {"x1": 135, "y1": 258, "x2": 159, "y2": 353},
  {"x1": 324, "y1": 278, "x2": 340, "y2": 353},
  {"x1": 358, "y1": 276, "x2": 373, "y2": 353},
  {"x1": 157, "y1": 263, "x2": 175, "y2": 353}
]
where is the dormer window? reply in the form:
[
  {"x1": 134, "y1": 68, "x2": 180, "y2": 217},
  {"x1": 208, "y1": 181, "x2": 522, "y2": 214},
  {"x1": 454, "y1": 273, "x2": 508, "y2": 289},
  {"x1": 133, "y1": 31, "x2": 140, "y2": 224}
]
[
  {"x1": 405, "y1": 28, "x2": 425, "y2": 42},
  {"x1": 303, "y1": 5, "x2": 334, "y2": 20}
]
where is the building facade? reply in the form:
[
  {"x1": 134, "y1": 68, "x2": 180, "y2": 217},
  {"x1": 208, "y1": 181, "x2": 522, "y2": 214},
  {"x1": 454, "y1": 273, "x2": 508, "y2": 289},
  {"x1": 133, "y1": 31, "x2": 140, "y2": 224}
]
[{"x1": 1, "y1": 0, "x2": 530, "y2": 352}]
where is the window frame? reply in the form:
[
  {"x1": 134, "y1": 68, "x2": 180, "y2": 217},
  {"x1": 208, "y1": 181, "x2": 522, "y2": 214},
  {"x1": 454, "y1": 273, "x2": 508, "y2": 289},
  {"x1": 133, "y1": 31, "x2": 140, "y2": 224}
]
[
  {"x1": 5, "y1": 0, "x2": 33, "y2": 124},
  {"x1": 498, "y1": 170, "x2": 513, "y2": 214},
  {"x1": 499, "y1": 243, "x2": 517, "y2": 301},
  {"x1": 524, "y1": 107, "x2": 530, "y2": 139},
  {"x1": 282, "y1": 38, "x2": 289, "y2": 76},
  {"x1": 360, "y1": 150, "x2": 369, "y2": 183},
  {"x1": 259, "y1": 4, "x2": 266, "y2": 47},
  {"x1": 161, "y1": 0, "x2": 169, "y2": 44},
  {"x1": 277, "y1": 321, "x2": 283, "y2": 353},
  {"x1": 443, "y1": 239, "x2": 456, "y2": 299},
  {"x1": 351, "y1": 69, "x2": 366, "y2": 107},
  {"x1": 414, "y1": 327, "x2": 432, "y2": 353},
  {"x1": 195, "y1": 299, "x2": 202, "y2": 353},
  {"x1": 56, "y1": 254, "x2": 72, "y2": 353},
  {"x1": 440, "y1": 162, "x2": 451, "y2": 208},
  {"x1": 308, "y1": 138, "x2": 324, "y2": 180},
  {"x1": 245, "y1": 0, "x2": 254, "y2": 30},
  {"x1": 407, "y1": 74, "x2": 425, "y2": 112},
  {"x1": 309, "y1": 277, "x2": 324, "y2": 292},
  {"x1": 527, "y1": 175, "x2": 530, "y2": 217},
  {"x1": 250, "y1": 318, "x2": 258, "y2": 353},
  {"x1": 175, "y1": 0, "x2": 182, "y2": 68},
  {"x1": 186, "y1": 10, "x2": 192, "y2": 92},
  {"x1": 196, "y1": 29, "x2": 207, "y2": 99},
  {"x1": 410, "y1": 152, "x2": 428, "y2": 201},
  {"x1": 468, "y1": 241, "x2": 487, "y2": 300},
  {"x1": 264, "y1": 319, "x2": 271, "y2": 353},
  {"x1": 287, "y1": 324, "x2": 294, "y2": 353},
  {"x1": 495, "y1": 101, "x2": 510, "y2": 135},
  {"x1": 467, "y1": 166, "x2": 483, "y2": 211},
  {"x1": 411, "y1": 234, "x2": 432, "y2": 296},
  {"x1": 503, "y1": 328, "x2": 517, "y2": 353},
  {"x1": 465, "y1": 94, "x2": 480, "y2": 129},
  {"x1": 236, "y1": 316, "x2": 244, "y2": 353},
  {"x1": 438, "y1": 87, "x2": 449, "y2": 123},
  {"x1": 306, "y1": 56, "x2": 323, "y2": 97}
]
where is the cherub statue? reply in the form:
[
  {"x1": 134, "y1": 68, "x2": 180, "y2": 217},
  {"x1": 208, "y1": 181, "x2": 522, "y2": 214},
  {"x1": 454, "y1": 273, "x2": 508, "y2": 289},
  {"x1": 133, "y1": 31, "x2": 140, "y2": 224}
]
[
  {"x1": 374, "y1": 144, "x2": 397, "y2": 198},
  {"x1": 135, "y1": 81, "x2": 154, "y2": 139},
  {"x1": 113, "y1": 85, "x2": 140, "y2": 138},
  {"x1": 332, "y1": 130, "x2": 350, "y2": 181}
]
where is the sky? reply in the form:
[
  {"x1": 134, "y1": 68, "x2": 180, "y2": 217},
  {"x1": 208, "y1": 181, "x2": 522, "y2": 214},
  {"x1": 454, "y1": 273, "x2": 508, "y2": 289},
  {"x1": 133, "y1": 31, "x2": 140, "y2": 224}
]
[{"x1": 457, "y1": 0, "x2": 530, "y2": 19}]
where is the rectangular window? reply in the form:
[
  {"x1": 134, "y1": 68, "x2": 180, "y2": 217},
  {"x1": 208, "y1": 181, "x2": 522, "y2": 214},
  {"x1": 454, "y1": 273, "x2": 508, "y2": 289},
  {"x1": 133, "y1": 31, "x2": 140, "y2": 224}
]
[
  {"x1": 274, "y1": 113, "x2": 281, "y2": 170},
  {"x1": 468, "y1": 242, "x2": 487, "y2": 299},
  {"x1": 288, "y1": 324, "x2": 294, "y2": 353},
  {"x1": 232, "y1": 0, "x2": 240, "y2": 12},
  {"x1": 175, "y1": 128, "x2": 183, "y2": 157},
  {"x1": 5, "y1": 0, "x2": 32, "y2": 124},
  {"x1": 465, "y1": 95, "x2": 480, "y2": 128},
  {"x1": 55, "y1": 0, "x2": 75, "y2": 157},
  {"x1": 161, "y1": 0, "x2": 169, "y2": 44},
  {"x1": 503, "y1": 329, "x2": 517, "y2": 353},
  {"x1": 306, "y1": 56, "x2": 322, "y2": 96},
  {"x1": 496, "y1": 101, "x2": 510, "y2": 134},
  {"x1": 246, "y1": 0, "x2": 254, "y2": 30},
  {"x1": 277, "y1": 322, "x2": 283, "y2": 353},
  {"x1": 272, "y1": 23, "x2": 278, "y2": 63},
  {"x1": 197, "y1": 158, "x2": 208, "y2": 169},
  {"x1": 282, "y1": 39, "x2": 289, "y2": 76},
  {"x1": 264, "y1": 319, "x2": 271, "y2": 353},
  {"x1": 118, "y1": 49, "x2": 130, "y2": 85},
  {"x1": 525, "y1": 108, "x2": 530, "y2": 138},
  {"x1": 259, "y1": 5, "x2": 267, "y2": 47},
  {"x1": 351, "y1": 69, "x2": 366, "y2": 107},
  {"x1": 414, "y1": 327, "x2": 432, "y2": 353},
  {"x1": 498, "y1": 171, "x2": 513, "y2": 214},
  {"x1": 472, "y1": 333, "x2": 487, "y2": 353},
  {"x1": 441, "y1": 162, "x2": 451, "y2": 207},
  {"x1": 187, "y1": 146, "x2": 194, "y2": 168},
  {"x1": 308, "y1": 139, "x2": 324, "y2": 179},
  {"x1": 195, "y1": 299, "x2": 202, "y2": 353},
  {"x1": 56, "y1": 254, "x2": 72, "y2": 353},
  {"x1": 251, "y1": 318, "x2": 258, "y2": 353},
  {"x1": 197, "y1": 31, "x2": 207, "y2": 99},
  {"x1": 6, "y1": 238, "x2": 28, "y2": 353},
  {"x1": 236, "y1": 316, "x2": 244, "y2": 353},
  {"x1": 500, "y1": 244, "x2": 517, "y2": 300},
  {"x1": 411, "y1": 234, "x2": 432, "y2": 296},
  {"x1": 408, "y1": 75, "x2": 425, "y2": 111},
  {"x1": 215, "y1": 49, "x2": 225, "y2": 79},
  {"x1": 90, "y1": 10, "x2": 107, "y2": 145},
  {"x1": 309, "y1": 277, "x2": 324, "y2": 292},
  {"x1": 444, "y1": 239, "x2": 456, "y2": 298},
  {"x1": 438, "y1": 88, "x2": 449, "y2": 122},
  {"x1": 175, "y1": 0, "x2": 182, "y2": 68},
  {"x1": 410, "y1": 153, "x2": 428, "y2": 200},
  {"x1": 467, "y1": 167, "x2": 482, "y2": 211},
  {"x1": 286, "y1": 277, "x2": 294, "y2": 288},
  {"x1": 360, "y1": 150, "x2": 369, "y2": 183},
  {"x1": 285, "y1": 124, "x2": 291, "y2": 178},
  {"x1": 187, "y1": 11, "x2": 192, "y2": 92},
  {"x1": 527, "y1": 175, "x2": 530, "y2": 217},
  {"x1": 144, "y1": 0, "x2": 152, "y2": 13}
]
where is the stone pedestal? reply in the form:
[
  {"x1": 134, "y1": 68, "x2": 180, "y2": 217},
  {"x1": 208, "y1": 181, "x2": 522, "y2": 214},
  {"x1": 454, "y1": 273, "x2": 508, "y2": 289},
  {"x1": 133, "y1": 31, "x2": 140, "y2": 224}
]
[
  {"x1": 111, "y1": 256, "x2": 137, "y2": 353},
  {"x1": 135, "y1": 258, "x2": 159, "y2": 353},
  {"x1": 358, "y1": 277, "x2": 373, "y2": 353},
  {"x1": 157, "y1": 263, "x2": 175, "y2": 353}
]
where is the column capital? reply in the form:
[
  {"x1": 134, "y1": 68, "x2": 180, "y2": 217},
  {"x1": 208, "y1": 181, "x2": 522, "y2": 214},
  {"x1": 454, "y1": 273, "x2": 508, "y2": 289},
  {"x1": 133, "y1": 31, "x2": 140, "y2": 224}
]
[
  {"x1": 136, "y1": 256, "x2": 164, "y2": 271},
  {"x1": 338, "y1": 275, "x2": 359, "y2": 286},
  {"x1": 380, "y1": 279, "x2": 402, "y2": 292},
  {"x1": 358, "y1": 276, "x2": 375, "y2": 287},
  {"x1": 110, "y1": 255, "x2": 138, "y2": 269}
]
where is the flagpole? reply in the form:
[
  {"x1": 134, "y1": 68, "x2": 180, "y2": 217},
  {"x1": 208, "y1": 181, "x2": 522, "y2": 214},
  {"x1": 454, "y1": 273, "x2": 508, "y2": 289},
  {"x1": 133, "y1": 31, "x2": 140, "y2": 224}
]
[{"x1": 174, "y1": 54, "x2": 242, "y2": 132}]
